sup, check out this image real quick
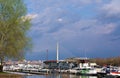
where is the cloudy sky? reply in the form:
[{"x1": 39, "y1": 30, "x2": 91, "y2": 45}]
[{"x1": 24, "y1": 0, "x2": 120, "y2": 60}]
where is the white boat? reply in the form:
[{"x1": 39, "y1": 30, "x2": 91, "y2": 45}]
[
  {"x1": 110, "y1": 71, "x2": 120, "y2": 76},
  {"x1": 78, "y1": 67, "x2": 97, "y2": 76},
  {"x1": 68, "y1": 69, "x2": 78, "y2": 74},
  {"x1": 106, "y1": 66, "x2": 120, "y2": 76},
  {"x1": 109, "y1": 69, "x2": 120, "y2": 76},
  {"x1": 68, "y1": 66, "x2": 97, "y2": 76}
]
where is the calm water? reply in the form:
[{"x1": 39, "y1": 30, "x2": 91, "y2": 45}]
[{"x1": 22, "y1": 74, "x2": 98, "y2": 78}]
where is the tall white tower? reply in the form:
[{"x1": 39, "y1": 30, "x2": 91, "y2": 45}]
[{"x1": 56, "y1": 42, "x2": 59, "y2": 63}]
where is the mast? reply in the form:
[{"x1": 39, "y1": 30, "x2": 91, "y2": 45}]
[
  {"x1": 56, "y1": 42, "x2": 59, "y2": 63},
  {"x1": 46, "y1": 49, "x2": 48, "y2": 61}
]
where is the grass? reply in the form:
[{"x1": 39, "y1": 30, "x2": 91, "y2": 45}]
[
  {"x1": 0, "y1": 72, "x2": 7, "y2": 74},
  {"x1": 0, "y1": 72, "x2": 23, "y2": 78}
]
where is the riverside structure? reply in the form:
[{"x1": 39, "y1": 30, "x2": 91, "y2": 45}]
[{"x1": 3, "y1": 58, "x2": 120, "y2": 77}]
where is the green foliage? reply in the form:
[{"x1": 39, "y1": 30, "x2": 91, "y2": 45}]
[{"x1": 0, "y1": 0, "x2": 31, "y2": 61}]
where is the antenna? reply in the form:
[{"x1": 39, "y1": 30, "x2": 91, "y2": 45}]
[{"x1": 84, "y1": 49, "x2": 87, "y2": 59}]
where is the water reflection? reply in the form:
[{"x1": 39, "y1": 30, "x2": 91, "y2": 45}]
[{"x1": 23, "y1": 74, "x2": 97, "y2": 78}]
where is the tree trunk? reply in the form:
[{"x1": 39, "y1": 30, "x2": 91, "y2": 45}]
[
  {"x1": 0, "y1": 65, "x2": 3, "y2": 72},
  {"x1": 0, "y1": 58, "x2": 3, "y2": 72}
]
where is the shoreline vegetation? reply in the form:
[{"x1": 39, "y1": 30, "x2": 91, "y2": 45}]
[
  {"x1": 91, "y1": 56, "x2": 120, "y2": 66},
  {"x1": 0, "y1": 72, "x2": 22, "y2": 78}
]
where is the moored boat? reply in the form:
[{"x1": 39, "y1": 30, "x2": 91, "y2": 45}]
[
  {"x1": 77, "y1": 67, "x2": 97, "y2": 76},
  {"x1": 109, "y1": 70, "x2": 120, "y2": 76},
  {"x1": 110, "y1": 72, "x2": 120, "y2": 76}
]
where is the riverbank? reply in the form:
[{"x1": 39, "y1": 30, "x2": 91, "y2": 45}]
[{"x1": 0, "y1": 72, "x2": 23, "y2": 78}]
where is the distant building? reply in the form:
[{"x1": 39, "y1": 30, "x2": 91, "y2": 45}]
[
  {"x1": 43, "y1": 60, "x2": 58, "y2": 69},
  {"x1": 65, "y1": 57, "x2": 97, "y2": 68},
  {"x1": 43, "y1": 57, "x2": 95, "y2": 69},
  {"x1": 65, "y1": 57, "x2": 89, "y2": 63}
]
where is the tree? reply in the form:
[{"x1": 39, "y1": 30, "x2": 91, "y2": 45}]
[{"x1": 0, "y1": 0, "x2": 31, "y2": 72}]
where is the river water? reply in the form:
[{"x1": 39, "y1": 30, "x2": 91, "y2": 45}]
[{"x1": 22, "y1": 74, "x2": 98, "y2": 78}]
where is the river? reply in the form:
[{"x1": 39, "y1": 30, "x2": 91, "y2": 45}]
[{"x1": 22, "y1": 74, "x2": 98, "y2": 78}]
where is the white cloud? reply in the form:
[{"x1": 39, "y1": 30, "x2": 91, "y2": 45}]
[
  {"x1": 101, "y1": 0, "x2": 120, "y2": 16},
  {"x1": 57, "y1": 18, "x2": 63, "y2": 22},
  {"x1": 67, "y1": 0, "x2": 102, "y2": 6}
]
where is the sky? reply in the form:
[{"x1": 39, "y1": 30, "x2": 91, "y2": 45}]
[{"x1": 24, "y1": 0, "x2": 120, "y2": 60}]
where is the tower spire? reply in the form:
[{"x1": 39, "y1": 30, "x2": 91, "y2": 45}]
[{"x1": 56, "y1": 42, "x2": 59, "y2": 63}]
